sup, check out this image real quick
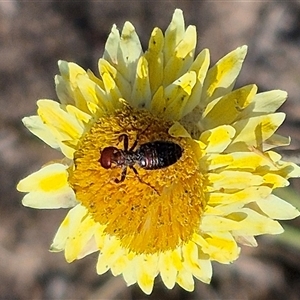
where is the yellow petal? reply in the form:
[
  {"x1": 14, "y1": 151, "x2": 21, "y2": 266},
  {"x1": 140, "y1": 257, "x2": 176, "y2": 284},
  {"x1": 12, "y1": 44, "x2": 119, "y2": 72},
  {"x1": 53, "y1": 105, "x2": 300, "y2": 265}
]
[
  {"x1": 101, "y1": 72, "x2": 123, "y2": 107},
  {"x1": 200, "y1": 125, "x2": 235, "y2": 153},
  {"x1": 163, "y1": 25, "x2": 197, "y2": 87},
  {"x1": 98, "y1": 58, "x2": 132, "y2": 101},
  {"x1": 263, "y1": 173, "x2": 289, "y2": 188},
  {"x1": 76, "y1": 74, "x2": 116, "y2": 116},
  {"x1": 202, "y1": 45, "x2": 248, "y2": 104},
  {"x1": 168, "y1": 121, "x2": 191, "y2": 138},
  {"x1": 193, "y1": 232, "x2": 240, "y2": 263},
  {"x1": 65, "y1": 105, "x2": 91, "y2": 125},
  {"x1": 149, "y1": 86, "x2": 166, "y2": 116},
  {"x1": 144, "y1": 27, "x2": 164, "y2": 95},
  {"x1": 131, "y1": 56, "x2": 151, "y2": 109},
  {"x1": 164, "y1": 71, "x2": 197, "y2": 120},
  {"x1": 203, "y1": 151, "x2": 280, "y2": 172},
  {"x1": 202, "y1": 84, "x2": 257, "y2": 129},
  {"x1": 37, "y1": 100, "x2": 85, "y2": 158}
]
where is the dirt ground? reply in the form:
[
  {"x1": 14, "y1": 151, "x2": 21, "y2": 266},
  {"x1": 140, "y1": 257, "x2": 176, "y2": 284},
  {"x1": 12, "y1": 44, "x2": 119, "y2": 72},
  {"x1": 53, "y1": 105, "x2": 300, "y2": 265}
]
[{"x1": 1, "y1": 1, "x2": 300, "y2": 299}]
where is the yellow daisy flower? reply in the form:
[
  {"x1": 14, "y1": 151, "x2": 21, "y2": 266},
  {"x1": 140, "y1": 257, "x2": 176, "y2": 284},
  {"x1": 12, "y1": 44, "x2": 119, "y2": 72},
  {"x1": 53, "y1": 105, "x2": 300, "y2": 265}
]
[{"x1": 17, "y1": 9, "x2": 300, "y2": 294}]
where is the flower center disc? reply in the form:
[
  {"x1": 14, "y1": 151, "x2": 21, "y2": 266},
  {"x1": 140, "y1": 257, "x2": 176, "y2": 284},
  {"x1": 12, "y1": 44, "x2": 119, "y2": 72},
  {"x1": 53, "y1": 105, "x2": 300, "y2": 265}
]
[{"x1": 69, "y1": 105, "x2": 206, "y2": 254}]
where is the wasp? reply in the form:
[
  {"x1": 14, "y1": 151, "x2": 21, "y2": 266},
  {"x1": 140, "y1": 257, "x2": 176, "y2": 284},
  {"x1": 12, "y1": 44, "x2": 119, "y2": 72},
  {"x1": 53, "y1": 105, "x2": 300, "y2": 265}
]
[{"x1": 99, "y1": 133, "x2": 183, "y2": 183}]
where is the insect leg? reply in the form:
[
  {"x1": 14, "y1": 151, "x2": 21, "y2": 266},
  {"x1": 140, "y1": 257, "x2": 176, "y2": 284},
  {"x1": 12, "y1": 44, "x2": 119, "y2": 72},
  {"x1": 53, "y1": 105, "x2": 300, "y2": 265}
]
[
  {"x1": 118, "y1": 134, "x2": 129, "y2": 151},
  {"x1": 115, "y1": 166, "x2": 127, "y2": 183},
  {"x1": 130, "y1": 166, "x2": 160, "y2": 195},
  {"x1": 129, "y1": 124, "x2": 151, "y2": 151}
]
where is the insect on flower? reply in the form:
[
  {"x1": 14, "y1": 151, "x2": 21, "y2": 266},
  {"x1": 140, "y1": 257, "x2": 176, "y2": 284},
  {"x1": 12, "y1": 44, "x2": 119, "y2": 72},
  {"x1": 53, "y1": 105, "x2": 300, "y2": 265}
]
[{"x1": 99, "y1": 133, "x2": 183, "y2": 184}]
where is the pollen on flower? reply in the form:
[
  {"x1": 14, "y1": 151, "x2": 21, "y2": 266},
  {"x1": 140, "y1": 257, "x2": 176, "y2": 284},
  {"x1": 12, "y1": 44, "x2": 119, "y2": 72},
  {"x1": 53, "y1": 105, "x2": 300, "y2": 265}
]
[{"x1": 69, "y1": 104, "x2": 206, "y2": 254}]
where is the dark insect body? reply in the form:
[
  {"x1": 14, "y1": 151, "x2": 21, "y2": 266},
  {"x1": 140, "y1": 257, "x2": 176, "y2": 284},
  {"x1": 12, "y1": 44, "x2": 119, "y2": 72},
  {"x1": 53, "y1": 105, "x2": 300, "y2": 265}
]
[{"x1": 99, "y1": 134, "x2": 183, "y2": 183}]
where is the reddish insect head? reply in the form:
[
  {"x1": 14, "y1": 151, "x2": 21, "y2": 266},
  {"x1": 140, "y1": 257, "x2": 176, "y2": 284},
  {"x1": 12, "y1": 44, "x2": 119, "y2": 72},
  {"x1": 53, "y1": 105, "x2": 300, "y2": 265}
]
[{"x1": 99, "y1": 147, "x2": 117, "y2": 169}]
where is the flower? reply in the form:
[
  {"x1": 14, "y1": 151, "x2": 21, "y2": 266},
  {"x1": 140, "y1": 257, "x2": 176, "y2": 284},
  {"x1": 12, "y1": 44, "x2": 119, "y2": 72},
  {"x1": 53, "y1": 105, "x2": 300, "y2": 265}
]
[{"x1": 17, "y1": 9, "x2": 300, "y2": 294}]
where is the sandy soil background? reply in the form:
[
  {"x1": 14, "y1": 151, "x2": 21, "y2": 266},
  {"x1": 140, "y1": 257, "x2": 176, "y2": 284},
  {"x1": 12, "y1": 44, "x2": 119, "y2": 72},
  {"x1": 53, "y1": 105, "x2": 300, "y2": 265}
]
[{"x1": 1, "y1": 1, "x2": 300, "y2": 299}]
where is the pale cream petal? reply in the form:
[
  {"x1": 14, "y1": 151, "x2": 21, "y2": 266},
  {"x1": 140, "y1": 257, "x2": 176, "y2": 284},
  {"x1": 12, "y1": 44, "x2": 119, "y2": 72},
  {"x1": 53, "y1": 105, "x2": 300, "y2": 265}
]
[
  {"x1": 103, "y1": 24, "x2": 121, "y2": 65},
  {"x1": 256, "y1": 194, "x2": 300, "y2": 220},
  {"x1": 110, "y1": 250, "x2": 131, "y2": 276},
  {"x1": 77, "y1": 234, "x2": 99, "y2": 259},
  {"x1": 122, "y1": 255, "x2": 138, "y2": 286},
  {"x1": 176, "y1": 268, "x2": 194, "y2": 292},
  {"x1": 50, "y1": 204, "x2": 87, "y2": 252},
  {"x1": 182, "y1": 241, "x2": 212, "y2": 283},
  {"x1": 64, "y1": 214, "x2": 97, "y2": 262},
  {"x1": 228, "y1": 113, "x2": 286, "y2": 151},
  {"x1": 21, "y1": 189, "x2": 77, "y2": 209},
  {"x1": 17, "y1": 163, "x2": 77, "y2": 209},
  {"x1": 207, "y1": 186, "x2": 271, "y2": 206},
  {"x1": 55, "y1": 61, "x2": 90, "y2": 113},
  {"x1": 22, "y1": 116, "x2": 60, "y2": 149},
  {"x1": 136, "y1": 255, "x2": 159, "y2": 295},
  {"x1": 234, "y1": 235, "x2": 258, "y2": 247},
  {"x1": 159, "y1": 251, "x2": 179, "y2": 289},
  {"x1": 96, "y1": 237, "x2": 123, "y2": 275},
  {"x1": 164, "y1": 9, "x2": 185, "y2": 65},
  {"x1": 103, "y1": 21, "x2": 143, "y2": 85},
  {"x1": 263, "y1": 134, "x2": 290, "y2": 150},
  {"x1": 240, "y1": 90, "x2": 287, "y2": 118},
  {"x1": 202, "y1": 208, "x2": 284, "y2": 235},
  {"x1": 208, "y1": 171, "x2": 264, "y2": 191},
  {"x1": 277, "y1": 160, "x2": 300, "y2": 178},
  {"x1": 181, "y1": 48, "x2": 210, "y2": 117},
  {"x1": 119, "y1": 22, "x2": 143, "y2": 82}
]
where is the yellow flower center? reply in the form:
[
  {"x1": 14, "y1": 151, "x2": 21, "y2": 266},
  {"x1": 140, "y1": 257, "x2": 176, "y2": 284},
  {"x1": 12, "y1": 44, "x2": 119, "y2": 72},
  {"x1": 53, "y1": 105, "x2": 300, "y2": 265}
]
[{"x1": 69, "y1": 104, "x2": 206, "y2": 254}]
